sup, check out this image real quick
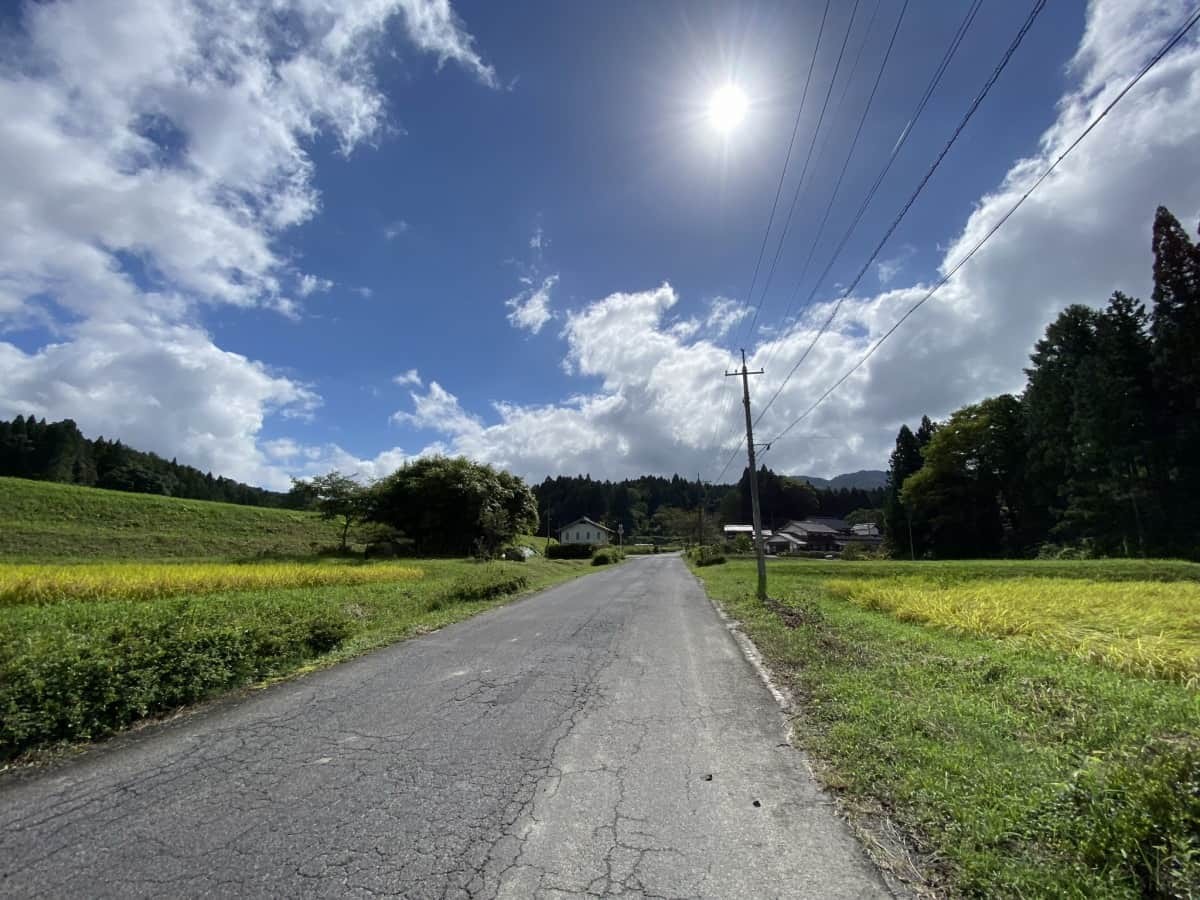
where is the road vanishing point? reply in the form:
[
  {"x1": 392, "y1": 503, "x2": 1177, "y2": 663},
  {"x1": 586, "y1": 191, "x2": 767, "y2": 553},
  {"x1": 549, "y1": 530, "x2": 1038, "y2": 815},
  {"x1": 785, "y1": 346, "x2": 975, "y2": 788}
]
[{"x1": 1, "y1": 555, "x2": 892, "y2": 898}]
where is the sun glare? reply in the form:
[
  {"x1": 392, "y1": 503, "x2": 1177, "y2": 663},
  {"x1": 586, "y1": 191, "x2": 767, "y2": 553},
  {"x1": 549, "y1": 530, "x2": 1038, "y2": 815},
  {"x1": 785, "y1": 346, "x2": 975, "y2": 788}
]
[{"x1": 708, "y1": 84, "x2": 748, "y2": 134}]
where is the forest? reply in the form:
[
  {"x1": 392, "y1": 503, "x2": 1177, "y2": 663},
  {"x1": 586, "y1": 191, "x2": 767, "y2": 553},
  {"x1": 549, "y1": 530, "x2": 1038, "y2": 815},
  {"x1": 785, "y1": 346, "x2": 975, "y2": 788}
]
[
  {"x1": 884, "y1": 207, "x2": 1200, "y2": 559},
  {"x1": 0, "y1": 416, "x2": 299, "y2": 508}
]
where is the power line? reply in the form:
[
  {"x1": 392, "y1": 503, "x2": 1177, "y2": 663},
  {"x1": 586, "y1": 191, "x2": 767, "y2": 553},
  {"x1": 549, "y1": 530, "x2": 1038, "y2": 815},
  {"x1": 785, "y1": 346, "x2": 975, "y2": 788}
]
[
  {"x1": 756, "y1": 0, "x2": 910, "y2": 375},
  {"x1": 783, "y1": 0, "x2": 985, "y2": 341},
  {"x1": 736, "y1": 0, "x2": 864, "y2": 348},
  {"x1": 706, "y1": 0, "x2": 834, "y2": 477},
  {"x1": 767, "y1": 3, "x2": 1200, "y2": 446},
  {"x1": 754, "y1": 0, "x2": 1045, "y2": 427}
]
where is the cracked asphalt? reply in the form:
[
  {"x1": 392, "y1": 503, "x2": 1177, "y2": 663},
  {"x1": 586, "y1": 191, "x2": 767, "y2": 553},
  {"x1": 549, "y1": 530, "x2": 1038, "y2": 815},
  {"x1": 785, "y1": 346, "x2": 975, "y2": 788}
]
[{"x1": 1, "y1": 554, "x2": 891, "y2": 898}]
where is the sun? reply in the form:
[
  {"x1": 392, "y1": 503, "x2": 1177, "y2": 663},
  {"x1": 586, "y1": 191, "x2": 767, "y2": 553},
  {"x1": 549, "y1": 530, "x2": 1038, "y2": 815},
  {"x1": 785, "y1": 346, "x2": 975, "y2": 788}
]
[{"x1": 708, "y1": 84, "x2": 748, "y2": 134}]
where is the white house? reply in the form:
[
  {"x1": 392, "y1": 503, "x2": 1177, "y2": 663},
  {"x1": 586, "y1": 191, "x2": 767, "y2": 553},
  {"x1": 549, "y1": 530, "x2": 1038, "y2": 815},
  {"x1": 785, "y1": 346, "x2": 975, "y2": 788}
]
[{"x1": 558, "y1": 516, "x2": 614, "y2": 546}]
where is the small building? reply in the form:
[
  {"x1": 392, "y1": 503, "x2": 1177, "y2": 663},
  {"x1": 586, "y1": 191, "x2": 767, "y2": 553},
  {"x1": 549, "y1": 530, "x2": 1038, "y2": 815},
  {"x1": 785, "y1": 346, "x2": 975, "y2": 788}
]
[
  {"x1": 850, "y1": 522, "x2": 881, "y2": 537},
  {"x1": 558, "y1": 516, "x2": 614, "y2": 546},
  {"x1": 764, "y1": 532, "x2": 805, "y2": 555}
]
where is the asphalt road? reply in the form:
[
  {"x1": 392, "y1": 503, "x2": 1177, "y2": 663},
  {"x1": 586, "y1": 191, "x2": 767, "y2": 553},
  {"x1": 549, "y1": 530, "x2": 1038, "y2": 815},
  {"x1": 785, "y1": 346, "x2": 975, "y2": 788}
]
[{"x1": 1, "y1": 555, "x2": 891, "y2": 899}]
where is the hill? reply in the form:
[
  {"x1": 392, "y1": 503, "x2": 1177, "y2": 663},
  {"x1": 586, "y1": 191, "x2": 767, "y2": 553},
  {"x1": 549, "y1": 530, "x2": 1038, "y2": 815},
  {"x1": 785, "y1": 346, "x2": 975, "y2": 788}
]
[
  {"x1": 0, "y1": 477, "x2": 340, "y2": 560},
  {"x1": 794, "y1": 469, "x2": 887, "y2": 491},
  {"x1": 0, "y1": 415, "x2": 296, "y2": 508}
]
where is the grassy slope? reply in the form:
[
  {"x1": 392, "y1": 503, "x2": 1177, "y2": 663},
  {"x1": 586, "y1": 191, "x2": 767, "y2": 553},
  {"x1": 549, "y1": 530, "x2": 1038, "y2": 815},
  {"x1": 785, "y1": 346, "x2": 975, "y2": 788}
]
[
  {"x1": 0, "y1": 476, "x2": 342, "y2": 560},
  {"x1": 692, "y1": 559, "x2": 1200, "y2": 898}
]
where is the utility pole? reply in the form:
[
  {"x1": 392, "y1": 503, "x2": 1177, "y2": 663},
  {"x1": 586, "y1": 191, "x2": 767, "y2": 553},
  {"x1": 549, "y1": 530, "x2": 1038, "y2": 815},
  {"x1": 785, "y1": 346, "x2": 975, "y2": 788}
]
[{"x1": 726, "y1": 349, "x2": 767, "y2": 602}]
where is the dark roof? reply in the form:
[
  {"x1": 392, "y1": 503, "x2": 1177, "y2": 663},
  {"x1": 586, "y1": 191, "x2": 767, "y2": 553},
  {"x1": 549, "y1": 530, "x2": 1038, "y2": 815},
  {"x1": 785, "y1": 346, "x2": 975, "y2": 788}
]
[
  {"x1": 558, "y1": 516, "x2": 614, "y2": 533},
  {"x1": 806, "y1": 516, "x2": 850, "y2": 532},
  {"x1": 780, "y1": 519, "x2": 842, "y2": 535}
]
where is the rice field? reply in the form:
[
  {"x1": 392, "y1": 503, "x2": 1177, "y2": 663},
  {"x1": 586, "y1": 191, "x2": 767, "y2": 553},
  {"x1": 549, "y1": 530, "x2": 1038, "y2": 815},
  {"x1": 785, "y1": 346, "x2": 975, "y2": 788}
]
[
  {"x1": 823, "y1": 575, "x2": 1200, "y2": 686},
  {"x1": 0, "y1": 561, "x2": 425, "y2": 606}
]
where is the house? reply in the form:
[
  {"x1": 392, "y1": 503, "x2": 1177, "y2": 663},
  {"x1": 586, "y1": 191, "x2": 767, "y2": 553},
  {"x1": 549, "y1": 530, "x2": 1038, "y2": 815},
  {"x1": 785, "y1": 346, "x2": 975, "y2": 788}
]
[
  {"x1": 764, "y1": 532, "x2": 805, "y2": 554},
  {"x1": 850, "y1": 522, "x2": 881, "y2": 537},
  {"x1": 777, "y1": 518, "x2": 843, "y2": 552},
  {"x1": 558, "y1": 516, "x2": 614, "y2": 546}
]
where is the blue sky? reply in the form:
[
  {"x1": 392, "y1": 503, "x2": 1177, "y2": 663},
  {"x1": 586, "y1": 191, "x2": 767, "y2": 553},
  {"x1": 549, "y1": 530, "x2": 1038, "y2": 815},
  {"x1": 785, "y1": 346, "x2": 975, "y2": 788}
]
[{"x1": 2, "y1": 0, "x2": 1199, "y2": 489}]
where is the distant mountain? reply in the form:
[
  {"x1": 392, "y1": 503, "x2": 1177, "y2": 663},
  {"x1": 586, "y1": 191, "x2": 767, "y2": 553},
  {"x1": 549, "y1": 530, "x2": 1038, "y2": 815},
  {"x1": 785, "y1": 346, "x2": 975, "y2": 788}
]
[{"x1": 793, "y1": 469, "x2": 887, "y2": 491}]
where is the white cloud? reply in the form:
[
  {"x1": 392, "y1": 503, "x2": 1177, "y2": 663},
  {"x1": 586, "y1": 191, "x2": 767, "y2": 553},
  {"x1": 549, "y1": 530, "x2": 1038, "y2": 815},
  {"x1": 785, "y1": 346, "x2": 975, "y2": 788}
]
[
  {"x1": 506, "y1": 274, "x2": 558, "y2": 334},
  {"x1": 0, "y1": 319, "x2": 319, "y2": 489},
  {"x1": 384, "y1": 219, "x2": 410, "y2": 239},
  {"x1": 387, "y1": 0, "x2": 1200, "y2": 482},
  {"x1": 0, "y1": 0, "x2": 495, "y2": 488},
  {"x1": 297, "y1": 274, "x2": 333, "y2": 296},
  {"x1": 529, "y1": 227, "x2": 545, "y2": 251},
  {"x1": 704, "y1": 296, "x2": 749, "y2": 337},
  {"x1": 393, "y1": 0, "x2": 498, "y2": 88},
  {"x1": 393, "y1": 368, "x2": 422, "y2": 387},
  {"x1": 873, "y1": 246, "x2": 914, "y2": 286}
]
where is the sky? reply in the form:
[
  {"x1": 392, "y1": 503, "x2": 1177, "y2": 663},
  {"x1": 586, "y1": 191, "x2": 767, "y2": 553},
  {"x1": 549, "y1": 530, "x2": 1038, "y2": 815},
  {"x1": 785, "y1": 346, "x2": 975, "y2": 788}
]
[{"x1": 1, "y1": 0, "x2": 1199, "y2": 491}]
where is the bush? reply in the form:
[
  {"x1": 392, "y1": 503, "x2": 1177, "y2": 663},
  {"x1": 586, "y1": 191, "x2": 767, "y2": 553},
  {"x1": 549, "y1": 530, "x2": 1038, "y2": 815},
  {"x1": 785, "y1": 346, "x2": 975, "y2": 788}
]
[
  {"x1": 688, "y1": 545, "x2": 726, "y2": 567},
  {"x1": 0, "y1": 597, "x2": 357, "y2": 759},
  {"x1": 425, "y1": 569, "x2": 530, "y2": 611},
  {"x1": 546, "y1": 542, "x2": 595, "y2": 559},
  {"x1": 500, "y1": 546, "x2": 529, "y2": 562},
  {"x1": 840, "y1": 542, "x2": 883, "y2": 561},
  {"x1": 592, "y1": 551, "x2": 612, "y2": 565}
]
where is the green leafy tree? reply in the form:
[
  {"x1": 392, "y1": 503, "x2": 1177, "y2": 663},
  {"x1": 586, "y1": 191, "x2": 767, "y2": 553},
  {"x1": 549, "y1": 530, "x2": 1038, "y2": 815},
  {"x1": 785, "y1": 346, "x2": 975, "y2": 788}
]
[
  {"x1": 291, "y1": 471, "x2": 369, "y2": 552},
  {"x1": 369, "y1": 457, "x2": 537, "y2": 556},
  {"x1": 902, "y1": 397, "x2": 1026, "y2": 558}
]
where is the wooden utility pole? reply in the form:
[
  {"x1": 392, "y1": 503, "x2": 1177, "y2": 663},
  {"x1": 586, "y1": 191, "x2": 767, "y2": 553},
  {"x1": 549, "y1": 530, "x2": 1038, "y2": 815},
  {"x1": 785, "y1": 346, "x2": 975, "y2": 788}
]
[{"x1": 726, "y1": 350, "x2": 767, "y2": 602}]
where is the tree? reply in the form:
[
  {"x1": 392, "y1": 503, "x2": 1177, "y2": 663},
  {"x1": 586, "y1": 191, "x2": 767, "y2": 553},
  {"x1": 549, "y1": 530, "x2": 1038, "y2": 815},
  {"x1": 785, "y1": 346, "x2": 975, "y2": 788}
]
[
  {"x1": 902, "y1": 397, "x2": 1026, "y2": 558},
  {"x1": 883, "y1": 424, "x2": 923, "y2": 557},
  {"x1": 292, "y1": 471, "x2": 369, "y2": 552},
  {"x1": 1064, "y1": 293, "x2": 1158, "y2": 554},
  {"x1": 368, "y1": 457, "x2": 537, "y2": 557},
  {"x1": 1149, "y1": 207, "x2": 1200, "y2": 553},
  {"x1": 1022, "y1": 304, "x2": 1099, "y2": 539}
]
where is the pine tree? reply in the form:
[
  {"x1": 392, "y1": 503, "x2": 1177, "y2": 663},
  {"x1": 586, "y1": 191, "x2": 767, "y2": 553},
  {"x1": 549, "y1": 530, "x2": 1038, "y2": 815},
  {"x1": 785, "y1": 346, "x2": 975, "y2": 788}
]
[
  {"x1": 1149, "y1": 207, "x2": 1200, "y2": 554},
  {"x1": 883, "y1": 424, "x2": 924, "y2": 557}
]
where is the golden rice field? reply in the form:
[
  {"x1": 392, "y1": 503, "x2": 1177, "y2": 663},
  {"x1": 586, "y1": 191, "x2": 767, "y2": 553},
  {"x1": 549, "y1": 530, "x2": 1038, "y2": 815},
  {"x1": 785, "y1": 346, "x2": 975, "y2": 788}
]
[
  {"x1": 0, "y1": 561, "x2": 425, "y2": 606},
  {"x1": 823, "y1": 575, "x2": 1200, "y2": 686}
]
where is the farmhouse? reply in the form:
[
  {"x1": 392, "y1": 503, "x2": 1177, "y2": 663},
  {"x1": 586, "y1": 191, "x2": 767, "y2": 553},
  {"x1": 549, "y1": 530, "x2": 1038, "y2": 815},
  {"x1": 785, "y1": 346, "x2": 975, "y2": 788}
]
[
  {"x1": 557, "y1": 516, "x2": 614, "y2": 546},
  {"x1": 777, "y1": 519, "x2": 843, "y2": 552}
]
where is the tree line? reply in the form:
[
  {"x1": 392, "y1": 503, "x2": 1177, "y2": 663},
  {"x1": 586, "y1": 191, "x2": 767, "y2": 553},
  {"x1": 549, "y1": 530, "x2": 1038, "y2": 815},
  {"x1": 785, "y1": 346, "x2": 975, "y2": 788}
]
[
  {"x1": 0, "y1": 416, "x2": 300, "y2": 508},
  {"x1": 534, "y1": 470, "x2": 884, "y2": 542},
  {"x1": 884, "y1": 206, "x2": 1200, "y2": 559}
]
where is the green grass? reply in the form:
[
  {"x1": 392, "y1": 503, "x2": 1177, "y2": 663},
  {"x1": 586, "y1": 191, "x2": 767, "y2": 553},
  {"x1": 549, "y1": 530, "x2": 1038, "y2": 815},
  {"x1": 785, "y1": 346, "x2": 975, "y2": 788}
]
[
  {"x1": 0, "y1": 477, "x2": 342, "y2": 560},
  {"x1": 0, "y1": 556, "x2": 591, "y2": 761},
  {"x1": 0, "y1": 480, "x2": 599, "y2": 761},
  {"x1": 692, "y1": 559, "x2": 1200, "y2": 898}
]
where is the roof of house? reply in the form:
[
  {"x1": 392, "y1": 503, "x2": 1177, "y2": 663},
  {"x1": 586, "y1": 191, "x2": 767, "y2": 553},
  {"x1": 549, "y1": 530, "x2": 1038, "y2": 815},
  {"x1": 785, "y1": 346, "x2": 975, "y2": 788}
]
[
  {"x1": 558, "y1": 516, "x2": 614, "y2": 533},
  {"x1": 765, "y1": 532, "x2": 804, "y2": 545},
  {"x1": 722, "y1": 524, "x2": 773, "y2": 537},
  {"x1": 850, "y1": 523, "x2": 880, "y2": 536},
  {"x1": 806, "y1": 516, "x2": 850, "y2": 532},
  {"x1": 779, "y1": 519, "x2": 842, "y2": 535}
]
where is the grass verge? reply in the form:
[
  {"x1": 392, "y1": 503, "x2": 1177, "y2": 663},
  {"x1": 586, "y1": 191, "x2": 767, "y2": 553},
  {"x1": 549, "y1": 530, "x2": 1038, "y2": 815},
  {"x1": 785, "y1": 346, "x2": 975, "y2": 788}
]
[
  {"x1": 691, "y1": 559, "x2": 1200, "y2": 898},
  {"x1": 0, "y1": 557, "x2": 591, "y2": 762}
]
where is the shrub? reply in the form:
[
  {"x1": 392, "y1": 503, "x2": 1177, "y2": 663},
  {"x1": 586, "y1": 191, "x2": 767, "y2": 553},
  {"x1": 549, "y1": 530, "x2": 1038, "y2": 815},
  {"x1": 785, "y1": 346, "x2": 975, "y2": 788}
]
[
  {"x1": 500, "y1": 546, "x2": 528, "y2": 562},
  {"x1": 592, "y1": 552, "x2": 612, "y2": 565},
  {"x1": 546, "y1": 542, "x2": 594, "y2": 559},
  {"x1": 424, "y1": 569, "x2": 530, "y2": 611},
  {"x1": 0, "y1": 597, "x2": 357, "y2": 758},
  {"x1": 688, "y1": 545, "x2": 726, "y2": 567}
]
